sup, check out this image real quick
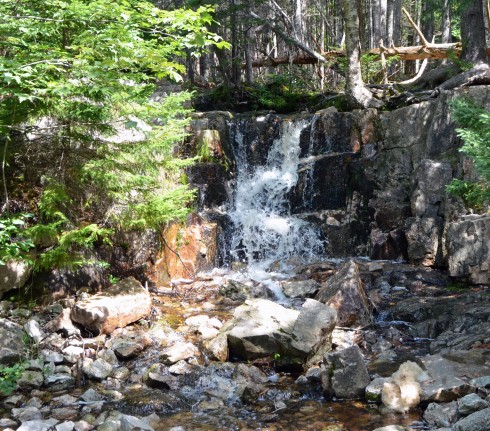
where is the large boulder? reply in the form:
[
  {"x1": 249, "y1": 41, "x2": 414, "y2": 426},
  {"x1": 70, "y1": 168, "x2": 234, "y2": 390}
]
[
  {"x1": 315, "y1": 260, "x2": 373, "y2": 328},
  {"x1": 0, "y1": 260, "x2": 32, "y2": 299},
  {"x1": 226, "y1": 299, "x2": 299, "y2": 361},
  {"x1": 290, "y1": 299, "x2": 337, "y2": 366},
  {"x1": 445, "y1": 215, "x2": 490, "y2": 285},
  {"x1": 71, "y1": 277, "x2": 151, "y2": 335}
]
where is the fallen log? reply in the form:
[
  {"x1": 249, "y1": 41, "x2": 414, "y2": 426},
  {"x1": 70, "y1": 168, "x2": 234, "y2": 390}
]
[{"x1": 247, "y1": 45, "x2": 490, "y2": 68}]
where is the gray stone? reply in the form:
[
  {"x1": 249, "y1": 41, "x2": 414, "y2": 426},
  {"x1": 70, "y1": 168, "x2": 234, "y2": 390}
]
[
  {"x1": 372, "y1": 426, "x2": 407, "y2": 431},
  {"x1": 458, "y1": 394, "x2": 489, "y2": 416},
  {"x1": 25, "y1": 396, "x2": 43, "y2": 408},
  {"x1": 169, "y1": 360, "x2": 194, "y2": 375},
  {"x1": 290, "y1": 299, "x2": 337, "y2": 365},
  {"x1": 145, "y1": 363, "x2": 179, "y2": 390},
  {"x1": 83, "y1": 358, "x2": 113, "y2": 381},
  {"x1": 56, "y1": 422, "x2": 75, "y2": 431},
  {"x1": 17, "y1": 419, "x2": 59, "y2": 431},
  {"x1": 52, "y1": 394, "x2": 78, "y2": 407},
  {"x1": 0, "y1": 318, "x2": 27, "y2": 364},
  {"x1": 24, "y1": 319, "x2": 45, "y2": 344},
  {"x1": 226, "y1": 299, "x2": 299, "y2": 361},
  {"x1": 315, "y1": 260, "x2": 373, "y2": 328},
  {"x1": 160, "y1": 342, "x2": 199, "y2": 365},
  {"x1": 203, "y1": 333, "x2": 228, "y2": 362},
  {"x1": 423, "y1": 401, "x2": 459, "y2": 428},
  {"x1": 281, "y1": 279, "x2": 321, "y2": 298},
  {"x1": 366, "y1": 377, "x2": 390, "y2": 403},
  {"x1": 0, "y1": 418, "x2": 17, "y2": 429},
  {"x1": 326, "y1": 345, "x2": 370, "y2": 399},
  {"x1": 453, "y1": 407, "x2": 490, "y2": 431},
  {"x1": 418, "y1": 355, "x2": 479, "y2": 402},
  {"x1": 17, "y1": 370, "x2": 44, "y2": 389},
  {"x1": 471, "y1": 376, "x2": 490, "y2": 389},
  {"x1": 41, "y1": 349, "x2": 64, "y2": 364},
  {"x1": 44, "y1": 373, "x2": 76, "y2": 392},
  {"x1": 445, "y1": 215, "x2": 490, "y2": 285},
  {"x1": 411, "y1": 159, "x2": 452, "y2": 218},
  {"x1": 405, "y1": 217, "x2": 443, "y2": 266},
  {"x1": 45, "y1": 308, "x2": 81, "y2": 337},
  {"x1": 120, "y1": 414, "x2": 154, "y2": 431},
  {"x1": 97, "y1": 349, "x2": 119, "y2": 365},
  {"x1": 74, "y1": 420, "x2": 93, "y2": 431},
  {"x1": 71, "y1": 277, "x2": 152, "y2": 335},
  {"x1": 80, "y1": 388, "x2": 104, "y2": 402},
  {"x1": 12, "y1": 406, "x2": 43, "y2": 422}
]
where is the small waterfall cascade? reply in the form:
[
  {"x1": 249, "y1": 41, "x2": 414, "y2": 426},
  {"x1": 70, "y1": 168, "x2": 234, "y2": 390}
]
[{"x1": 228, "y1": 117, "x2": 325, "y2": 284}]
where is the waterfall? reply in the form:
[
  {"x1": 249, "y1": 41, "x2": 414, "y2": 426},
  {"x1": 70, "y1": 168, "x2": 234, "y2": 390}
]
[{"x1": 228, "y1": 116, "x2": 325, "y2": 277}]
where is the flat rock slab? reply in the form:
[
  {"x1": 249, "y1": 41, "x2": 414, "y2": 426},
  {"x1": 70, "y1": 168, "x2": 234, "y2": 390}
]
[
  {"x1": 71, "y1": 277, "x2": 151, "y2": 335},
  {"x1": 419, "y1": 353, "x2": 490, "y2": 402}
]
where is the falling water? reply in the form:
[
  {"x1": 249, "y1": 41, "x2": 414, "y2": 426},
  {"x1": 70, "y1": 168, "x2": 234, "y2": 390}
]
[{"x1": 228, "y1": 117, "x2": 325, "y2": 282}]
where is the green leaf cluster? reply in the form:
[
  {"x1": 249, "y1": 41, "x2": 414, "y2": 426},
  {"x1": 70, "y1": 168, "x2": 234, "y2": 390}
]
[
  {"x1": 446, "y1": 98, "x2": 490, "y2": 211},
  {"x1": 0, "y1": 0, "x2": 228, "y2": 270},
  {"x1": 0, "y1": 214, "x2": 35, "y2": 265},
  {"x1": 0, "y1": 363, "x2": 23, "y2": 396}
]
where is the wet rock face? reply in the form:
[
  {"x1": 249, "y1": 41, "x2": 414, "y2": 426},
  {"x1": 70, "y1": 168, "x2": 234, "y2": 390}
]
[
  {"x1": 70, "y1": 277, "x2": 152, "y2": 335},
  {"x1": 445, "y1": 215, "x2": 490, "y2": 285}
]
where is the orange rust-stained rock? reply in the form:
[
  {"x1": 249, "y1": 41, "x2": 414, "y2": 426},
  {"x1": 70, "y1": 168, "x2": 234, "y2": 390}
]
[
  {"x1": 150, "y1": 214, "x2": 220, "y2": 286},
  {"x1": 70, "y1": 277, "x2": 151, "y2": 335}
]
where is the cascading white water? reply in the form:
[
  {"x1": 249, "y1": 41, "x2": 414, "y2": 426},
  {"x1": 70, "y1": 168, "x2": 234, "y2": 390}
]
[{"x1": 229, "y1": 118, "x2": 325, "y2": 282}]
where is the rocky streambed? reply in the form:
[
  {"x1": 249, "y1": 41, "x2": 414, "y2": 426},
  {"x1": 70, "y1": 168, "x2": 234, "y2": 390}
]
[{"x1": 0, "y1": 259, "x2": 489, "y2": 431}]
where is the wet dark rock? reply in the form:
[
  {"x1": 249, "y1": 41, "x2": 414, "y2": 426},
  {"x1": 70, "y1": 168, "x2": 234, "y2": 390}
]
[
  {"x1": 446, "y1": 215, "x2": 490, "y2": 285},
  {"x1": 115, "y1": 389, "x2": 187, "y2": 416},
  {"x1": 324, "y1": 345, "x2": 370, "y2": 399},
  {"x1": 458, "y1": 393, "x2": 489, "y2": 416},
  {"x1": 145, "y1": 363, "x2": 179, "y2": 390},
  {"x1": 453, "y1": 407, "x2": 490, "y2": 431},
  {"x1": 315, "y1": 260, "x2": 373, "y2": 328},
  {"x1": 71, "y1": 277, "x2": 152, "y2": 335},
  {"x1": 424, "y1": 401, "x2": 459, "y2": 428},
  {"x1": 44, "y1": 373, "x2": 76, "y2": 392},
  {"x1": 186, "y1": 163, "x2": 229, "y2": 209}
]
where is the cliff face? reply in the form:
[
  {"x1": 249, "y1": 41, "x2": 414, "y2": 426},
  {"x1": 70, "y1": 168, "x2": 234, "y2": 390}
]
[{"x1": 185, "y1": 86, "x2": 490, "y2": 284}]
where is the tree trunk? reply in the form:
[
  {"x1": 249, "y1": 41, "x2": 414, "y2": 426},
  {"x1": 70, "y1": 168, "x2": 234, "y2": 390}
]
[
  {"x1": 393, "y1": 0, "x2": 402, "y2": 46},
  {"x1": 341, "y1": 0, "x2": 383, "y2": 108},
  {"x1": 461, "y1": 0, "x2": 488, "y2": 63},
  {"x1": 441, "y1": 0, "x2": 452, "y2": 43},
  {"x1": 386, "y1": 0, "x2": 394, "y2": 46}
]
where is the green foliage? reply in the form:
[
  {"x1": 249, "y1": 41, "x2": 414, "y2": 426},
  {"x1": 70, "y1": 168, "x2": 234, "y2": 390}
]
[
  {"x1": 360, "y1": 54, "x2": 399, "y2": 84},
  {"x1": 0, "y1": 0, "x2": 228, "y2": 270},
  {"x1": 0, "y1": 214, "x2": 35, "y2": 265},
  {"x1": 447, "y1": 98, "x2": 490, "y2": 211},
  {"x1": 0, "y1": 363, "x2": 23, "y2": 396}
]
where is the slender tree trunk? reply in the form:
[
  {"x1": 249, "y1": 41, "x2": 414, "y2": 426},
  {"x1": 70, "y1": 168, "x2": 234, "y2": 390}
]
[
  {"x1": 441, "y1": 0, "x2": 452, "y2": 43},
  {"x1": 341, "y1": 0, "x2": 383, "y2": 108},
  {"x1": 293, "y1": 0, "x2": 305, "y2": 43},
  {"x1": 386, "y1": 0, "x2": 394, "y2": 46},
  {"x1": 393, "y1": 0, "x2": 402, "y2": 46},
  {"x1": 461, "y1": 0, "x2": 488, "y2": 63}
]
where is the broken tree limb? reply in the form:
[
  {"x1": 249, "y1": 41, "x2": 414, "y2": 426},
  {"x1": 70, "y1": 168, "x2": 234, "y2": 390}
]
[
  {"x1": 249, "y1": 11, "x2": 328, "y2": 63},
  {"x1": 402, "y1": 6, "x2": 431, "y2": 47}
]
